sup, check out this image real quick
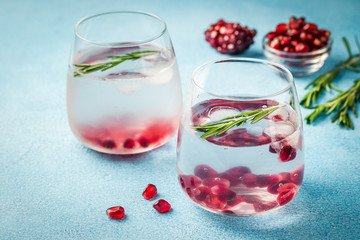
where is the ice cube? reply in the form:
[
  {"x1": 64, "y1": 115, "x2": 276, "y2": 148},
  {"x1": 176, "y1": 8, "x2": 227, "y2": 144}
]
[
  {"x1": 148, "y1": 67, "x2": 173, "y2": 85},
  {"x1": 263, "y1": 122, "x2": 295, "y2": 140},
  {"x1": 208, "y1": 107, "x2": 240, "y2": 122},
  {"x1": 267, "y1": 107, "x2": 289, "y2": 122}
]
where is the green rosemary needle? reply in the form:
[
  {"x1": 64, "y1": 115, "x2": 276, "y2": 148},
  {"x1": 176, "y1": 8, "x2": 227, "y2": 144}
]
[
  {"x1": 193, "y1": 105, "x2": 286, "y2": 139},
  {"x1": 73, "y1": 50, "x2": 160, "y2": 77},
  {"x1": 300, "y1": 37, "x2": 360, "y2": 108},
  {"x1": 305, "y1": 79, "x2": 360, "y2": 129}
]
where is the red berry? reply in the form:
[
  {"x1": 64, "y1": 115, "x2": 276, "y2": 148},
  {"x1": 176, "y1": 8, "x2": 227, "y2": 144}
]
[
  {"x1": 279, "y1": 145, "x2": 297, "y2": 162},
  {"x1": 142, "y1": 184, "x2": 157, "y2": 200},
  {"x1": 106, "y1": 206, "x2": 125, "y2": 220},
  {"x1": 205, "y1": 19, "x2": 256, "y2": 54},
  {"x1": 194, "y1": 165, "x2": 218, "y2": 179},
  {"x1": 123, "y1": 138, "x2": 135, "y2": 149},
  {"x1": 257, "y1": 174, "x2": 282, "y2": 188},
  {"x1": 153, "y1": 199, "x2": 171, "y2": 213}
]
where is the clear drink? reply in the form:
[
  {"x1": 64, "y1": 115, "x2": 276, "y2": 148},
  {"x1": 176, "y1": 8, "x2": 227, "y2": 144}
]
[
  {"x1": 177, "y1": 59, "x2": 304, "y2": 216},
  {"x1": 177, "y1": 99, "x2": 303, "y2": 215},
  {"x1": 67, "y1": 11, "x2": 182, "y2": 154}
]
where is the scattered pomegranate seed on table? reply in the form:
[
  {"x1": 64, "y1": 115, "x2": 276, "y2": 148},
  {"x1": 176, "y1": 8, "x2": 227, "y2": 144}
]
[
  {"x1": 106, "y1": 206, "x2": 125, "y2": 220},
  {"x1": 205, "y1": 19, "x2": 256, "y2": 54},
  {"x1": 265, "y1": 16, "x2": 331, "y2": 53},
  {"x1": 142, "y1": 184, "x2": 158, "y2": 200},
  {"x1": 153, "y1": 199, "x2": 172, "y2": 213}
]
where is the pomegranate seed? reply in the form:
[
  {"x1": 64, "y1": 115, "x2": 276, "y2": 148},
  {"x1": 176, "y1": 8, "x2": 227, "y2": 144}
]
[
  {"x1": 204, "y1": 194, "x2": 227, "y2": 209},
  {"x1": 267, "y1": 32, "x2": 276, "y2": 41},
  {"x1": 194, "y1": 165, "x2": 218, "y2": 179},
  {"x1": 295, "y1": 42, "x2": 310, "y2": 53},
  {"x1": 153, "y1": 199, "x2": 171, "y2": 213},
  {"x1": 290, "y1": 165, "x2": 304, "y2": 185},
  {"x1": 225, "y1": 166, "x2": 251, "y2": 178},
  {"x1": 123, "y1": 138, "x2": 135, "y2": 149},
  {"x1": 211, "y1": 185, "x2": 236, "y2": 200},
  {"x1": 179, "y1": 175, "x2": 202, "y2": 188},
  {"x1": 277, "y1": 183, "x2": 297, "y2": 206},
  {"x1": 242, "y1": 173, "x2": 257, "y2": 188},
  {"x1": 227, "y1": 195, "x2": 244, "y2": 207},
  {"x1": 279, "y1": 145, "x2": 297, "y2": 162},
  {"x1": 257, "y1": 174, "x2": 282, "y2": 188},
  {"x1": 217, "y1": 172, "x2": 242, "y2": 186},
  {"x1": 275, "y1": 23, "x2": 288, "y2": 34},
  {"x1": 101, "y1": 139, "x2": 116, "y2": 149},
  {"x1": 142, "y1": 184, "x2": 157, "y2": 200},
  {"x1": 192, "y1": 186, "x2": 212, "y2": 201},
  {"x1": 303, "y1": 23, "x2": 318, "y2": 31},
  {"x1": 106, "y1": 206, "x2": 125, "y2": 220},
  {"x1": 267, "y1": 180, "x2": 290, "y2": 194},
  {"x1": 279, "y1": 172, "x2": 291, "y2": 182},
  {"x1": 267, "y1": 17, "x2": 330, "y2": 53},
  {"x1": 243, "y1": 195, "x2": 261, "y2": 204},
  {"x1": 137, "y1": 137, "x2": 149, "y2": 148},
  {"x1": 269, "y1": 145, "x2": 277, "y2": 153},
  {"x1": 203, "y1": 177, "x2": 231, "y2": 188},
  {"x1": 185, "y1": 188, "x2": 193, "y2": 197},
  {"x1": 253, "y1": 201, "x2": 278, "y2": 212},
  {"x1": 205, "y1": 19, "x2": 256, "y2": 54}
]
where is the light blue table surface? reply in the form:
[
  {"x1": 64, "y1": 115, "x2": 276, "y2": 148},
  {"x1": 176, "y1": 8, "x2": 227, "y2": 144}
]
[{"x1": 1, "y1": 0, "x2": 359, "y2": 239}]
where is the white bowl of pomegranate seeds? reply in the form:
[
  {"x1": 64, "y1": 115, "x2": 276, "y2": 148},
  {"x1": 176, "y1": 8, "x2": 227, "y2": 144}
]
[{"x1": 263, "y1": 16, "x2": 332, "y2": 76}]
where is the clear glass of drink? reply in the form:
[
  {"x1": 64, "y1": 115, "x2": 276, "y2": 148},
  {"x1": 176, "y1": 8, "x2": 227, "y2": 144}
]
[
  {"x1": 177, "y1": 58, "x2": 304, "y2": 216},
  {"x1": 67, "y1": 11, "x2": 182, "y2": 154}
]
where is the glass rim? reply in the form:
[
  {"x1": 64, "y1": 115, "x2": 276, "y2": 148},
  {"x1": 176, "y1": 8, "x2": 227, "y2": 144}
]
[
  {"x1": 74, "y1": 10, "x2": 167, "y2": 47},
  {"x1": 191, "y1": 58, "x2": 294, "y2": 100}
]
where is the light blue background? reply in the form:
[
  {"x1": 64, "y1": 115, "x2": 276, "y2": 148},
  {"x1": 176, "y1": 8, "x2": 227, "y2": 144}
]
[{"x1": 1, "y1": 0, "x2": 359, "y2": 239}]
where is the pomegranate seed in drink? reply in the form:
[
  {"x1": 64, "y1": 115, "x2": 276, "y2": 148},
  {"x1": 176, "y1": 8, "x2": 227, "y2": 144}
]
[
  {"x1": 142, "y1": 184, "x2": 157, "y2": 200},
  {"x1": 153, "y1": 199, "x2": 171, "y2": 213},
  {"x1": 194, "y1": 164, "x2": 218, "y2": 179},
  {"x1": 106, "y1": 206, "x2": 125, "y2": 220},
  {"x1": 177, "y1": 99, "x2": 303, "y2": 215}
]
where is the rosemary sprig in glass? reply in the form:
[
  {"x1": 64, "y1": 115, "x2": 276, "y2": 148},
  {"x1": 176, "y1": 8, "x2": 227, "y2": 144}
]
[
  {"x1": 305, "y1": 79, "x2": 360, "y2": 129},
  {"x1": 300, "y1": 37, "x2": 360, "y2": 108},
  {"x1": 193, "y1": 105, "x2": 285, "y2": 139},
  {"x1": 73, "y1": 50, "x2": 160, "y2": 77}
]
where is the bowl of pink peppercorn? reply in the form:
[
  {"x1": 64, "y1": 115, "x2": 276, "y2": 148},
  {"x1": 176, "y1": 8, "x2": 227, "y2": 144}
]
[{"x1": 263, "y1": 16, "x2": 332, "y2": 76}]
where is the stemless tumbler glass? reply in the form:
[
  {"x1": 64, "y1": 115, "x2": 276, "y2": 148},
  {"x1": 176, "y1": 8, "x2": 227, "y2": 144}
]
[
  {"x1": 67, "y1": 11, "x2": 182, "y2": 154},
  {"x1": 177, "y1": 58, "x2": 304, "y2": 216}
]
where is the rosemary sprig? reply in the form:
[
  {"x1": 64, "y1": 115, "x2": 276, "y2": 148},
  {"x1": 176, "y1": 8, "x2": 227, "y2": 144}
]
[
  {"x1": 193, "y1": 105, "x2": 286, "y2": 139},
  {"x1": 300, "y1": 37, "x2": 360, "y2": 108},
  {"x1": 305, "y1": 79, "x2": 360, "y2": 129},
  {"x1": 73, "y1": 50, "x2": 160, "y2": 77}
]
